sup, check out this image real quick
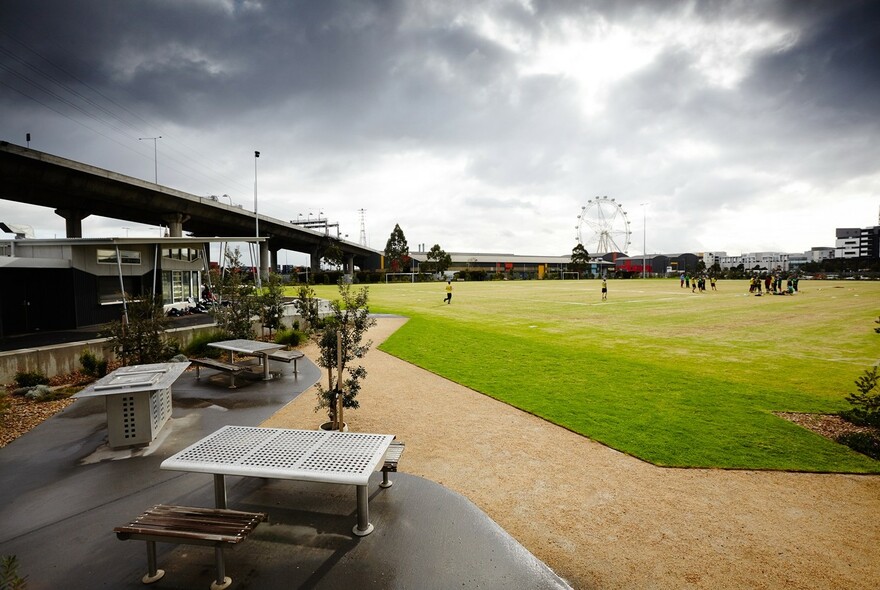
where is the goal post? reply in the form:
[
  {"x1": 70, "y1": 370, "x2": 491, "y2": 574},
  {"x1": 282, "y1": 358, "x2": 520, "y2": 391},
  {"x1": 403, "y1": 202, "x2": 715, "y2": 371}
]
[
  {"x1": 561, "y1": 272, "x2": 580, "y2": 280},
  {"x1": 385, "y1": 272, "x2": 417, "y2": 284}
]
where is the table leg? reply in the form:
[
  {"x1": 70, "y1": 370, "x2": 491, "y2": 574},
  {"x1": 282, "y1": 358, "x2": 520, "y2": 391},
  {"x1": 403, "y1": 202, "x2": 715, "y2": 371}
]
[
  {"x1": 352, "y1": 484, "x2": 374, "y2": 536},
  {"x1": 214, "y1": 474, "x2": 227, "y2": 509},
  {"x1": 262, "y1": 353, "x2": 271, "y2": 380}
]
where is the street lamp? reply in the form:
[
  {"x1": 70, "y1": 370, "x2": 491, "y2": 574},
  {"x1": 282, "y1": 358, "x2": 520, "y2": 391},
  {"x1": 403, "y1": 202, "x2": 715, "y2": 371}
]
[
  {"x1": 640, "y1": 202, "x2": 649, "y2": 279},
  {"x1": 254, "y1": 150, "x2": 260, "y2": 287},
  {"x1": 138, "y1": 136, "x2": 162, "y2": 183}
]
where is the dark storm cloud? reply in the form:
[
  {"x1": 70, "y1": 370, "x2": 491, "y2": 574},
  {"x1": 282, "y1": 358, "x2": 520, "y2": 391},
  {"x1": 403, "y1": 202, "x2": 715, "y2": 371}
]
[
  {"x1": 750, "y1": 1, "x2": 880, "y2": 123},
  {"x1": 1, "y1": 1, "x2": 877, "y2": 254}
]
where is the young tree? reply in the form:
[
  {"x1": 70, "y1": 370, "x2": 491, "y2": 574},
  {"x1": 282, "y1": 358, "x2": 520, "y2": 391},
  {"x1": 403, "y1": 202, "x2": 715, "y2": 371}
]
[
  {"x1": 424, "y1": 244, "x2": 452, "y2": 275},
  {"x1": 570, "y1": 243, "x2": 590, "y2": 275},
  {"x1": 212, "y1": 247, "x2": 257, "y2": 339},
  {"x1": 322, "y1": 238, "x2": 345, "y2": 270},
  {"x1": 259, "y1": 272, "x2": 286, "y2": 337},
  {"x1": 384, "y1": 224, "x2": 410, "y2": 272},
  {"x1": 840, "y1": 365, "x2": 880, "y2": 427},
  {"x1": 314, "y1": 282, "x2": 377, "y2": 430},
  {"x1": 294, "y1": 284, "x2": 321, "y2": 332},
  {"x1": 101, "y1": 294, "x2": 171, "y2": 365}
]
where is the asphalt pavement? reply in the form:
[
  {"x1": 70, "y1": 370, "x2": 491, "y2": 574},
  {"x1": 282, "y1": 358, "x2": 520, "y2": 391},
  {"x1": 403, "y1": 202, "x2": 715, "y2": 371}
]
[{"x1": 0, "y1": 353, "x2": 572, "y2": 589}]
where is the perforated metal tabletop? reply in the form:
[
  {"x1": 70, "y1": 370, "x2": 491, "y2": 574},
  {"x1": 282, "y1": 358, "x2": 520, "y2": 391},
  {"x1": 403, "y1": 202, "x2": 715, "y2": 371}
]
[
  {"x1": 161, "y1": 426, "x2": 395, "y2": 535},
  {"x1": 161, "y1": 426, "x2": 394, "y2": 486}
]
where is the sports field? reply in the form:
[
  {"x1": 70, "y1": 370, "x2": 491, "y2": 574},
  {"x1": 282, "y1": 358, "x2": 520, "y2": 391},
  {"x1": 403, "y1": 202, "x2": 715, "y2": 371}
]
[{"x1": 310, "y1": 279, "x2": 880, "y2": 473}]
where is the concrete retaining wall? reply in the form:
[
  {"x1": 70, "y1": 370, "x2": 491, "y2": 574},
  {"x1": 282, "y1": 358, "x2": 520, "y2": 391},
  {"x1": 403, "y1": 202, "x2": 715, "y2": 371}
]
[{"x1": 0, "y1": 324, "x2": 219, "y2": 384}]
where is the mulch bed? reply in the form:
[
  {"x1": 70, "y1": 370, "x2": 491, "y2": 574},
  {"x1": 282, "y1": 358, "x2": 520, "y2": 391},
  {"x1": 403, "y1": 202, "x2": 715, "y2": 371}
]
[
  {"x1": 0, "y1": 369, "x2": 101, "y2": 448},
  {"x1": 0, "y1": 395, "x2": 77, "y2": 448},
  {"x1": 775, "y1": 412, "x2": 880, "y2": 441}
]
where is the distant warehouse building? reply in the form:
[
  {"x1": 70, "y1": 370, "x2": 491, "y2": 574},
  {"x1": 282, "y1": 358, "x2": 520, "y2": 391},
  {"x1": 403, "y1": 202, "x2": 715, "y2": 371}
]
[
  {"x1": 408, "y1": 251, "x2": 616, "y2": 278},
  {"x1": 615, "y1": 253, "x2": 700, "y2": 277}
]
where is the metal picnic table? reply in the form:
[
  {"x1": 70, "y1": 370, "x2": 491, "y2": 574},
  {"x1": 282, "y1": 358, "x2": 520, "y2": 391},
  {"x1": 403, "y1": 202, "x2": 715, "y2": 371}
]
[
  {"x1": 207, "y1": 339, "x2": 285, "y2": 381},
  {"x1": 160, "y1": 425, "x2": 395, "y2": 536}
]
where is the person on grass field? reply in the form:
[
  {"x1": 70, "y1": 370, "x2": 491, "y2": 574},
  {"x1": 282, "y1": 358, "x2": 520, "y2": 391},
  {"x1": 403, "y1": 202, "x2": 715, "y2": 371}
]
[
  {"x1": 444, "y1": 280, "x2": 453, "y2": 304},
  {"x1": 601, "y1": 277, "x2": 607, "y2": 300}
]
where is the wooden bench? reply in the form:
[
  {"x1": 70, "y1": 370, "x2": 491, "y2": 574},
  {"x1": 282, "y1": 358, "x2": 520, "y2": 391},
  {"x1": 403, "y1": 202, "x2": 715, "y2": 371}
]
[
  {"x1": 266, "y1": 349, "x2": 305, "y2": 374},
  {"x1": 380, "y1": 441, "x2": 405, "y2": 488},
  {"x1": 114, "y1": 504, "x2": 266, "y2": 590},
  {"x1": 190, "y1": 357, "x2": 245, "y2": 389}
]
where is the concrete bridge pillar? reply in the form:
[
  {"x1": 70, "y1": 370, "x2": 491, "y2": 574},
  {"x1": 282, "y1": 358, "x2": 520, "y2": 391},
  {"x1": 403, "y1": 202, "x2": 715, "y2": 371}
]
[
  {"x1": 54, "y1": 209, "x2": 90, "y2": 238},
  {"x1": 310, "y1": 249, "x2": 321, "y2": 271},
  {"x1": 162, "y1": 213, "x2": 190, "y2": 237},
  {"x1": 346, "y1": 254, "x2": 355, "y2": 275},
  {"x1": 260, "y1": 240, "x2": 270, "y2": 280}
]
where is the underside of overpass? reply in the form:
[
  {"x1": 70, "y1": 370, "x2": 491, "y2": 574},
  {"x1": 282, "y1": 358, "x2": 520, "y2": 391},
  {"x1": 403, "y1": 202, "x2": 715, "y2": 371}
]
[{"x1": 0, "y1": 141, "x2": 382, "y2": 272}]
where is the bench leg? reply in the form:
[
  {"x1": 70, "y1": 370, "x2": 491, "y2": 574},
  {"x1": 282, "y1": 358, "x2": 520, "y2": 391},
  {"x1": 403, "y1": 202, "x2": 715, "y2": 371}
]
[
  {"x1": 352, "y1": 484, "x2": 374, "y2": 536},
  {"x1": 142, "y1": 540, "x2": 165, "y2": 584},
  {"x1": 380, "y1": 468, "x2": 393, "y2": 488},
  {"x1": 209, "y1": 547, "x2": 232, "y2": 590},
  {"x1": 292, "y1": 358, "x2": 298, "y2": 375},
  {"x1": 195, "y1": 365, "x2": 201, "y2": 380}
]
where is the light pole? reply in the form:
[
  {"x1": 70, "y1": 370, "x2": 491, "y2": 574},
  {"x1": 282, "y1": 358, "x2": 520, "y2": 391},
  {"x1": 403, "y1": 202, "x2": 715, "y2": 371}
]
[
  {"x1": 254, "y1": 150, "x2": 261, "y2": 287},
  {"x1": 138, "y1": 136, "x2": 162, "y2": 183},
  {"x1": 640, "y1": 202, "x2": 649, "y2": 279}
]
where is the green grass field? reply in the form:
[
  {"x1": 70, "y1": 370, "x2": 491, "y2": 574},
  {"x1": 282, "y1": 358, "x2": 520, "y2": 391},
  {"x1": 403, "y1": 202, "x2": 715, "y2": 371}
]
[{"x1": 308, "y1": 279, "x2": 880, "y2": 472}]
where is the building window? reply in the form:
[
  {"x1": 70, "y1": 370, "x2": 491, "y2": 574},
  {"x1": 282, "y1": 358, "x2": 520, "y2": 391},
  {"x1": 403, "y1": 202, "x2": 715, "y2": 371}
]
[
  {"x1": 162, "y1": 248, "x2": 202, "y2": 262},
  {"x1": 161, "y1": 270, "x2": 199, "y2": 304},
  {"x1": 98, "y1": 276, "x2": 142, "y2": 304},
  {"x1": 97, "y1": 249, "x2": 141, "y2": 265}
]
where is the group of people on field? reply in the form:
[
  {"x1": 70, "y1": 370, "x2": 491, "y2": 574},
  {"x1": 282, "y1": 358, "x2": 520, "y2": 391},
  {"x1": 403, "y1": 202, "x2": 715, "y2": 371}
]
[
  {"x1": 749, "y1": 273, "x2": 799, "y2": 295},
  {"x1": 680, "y1": 273, "x2": 717, "y2": 293}
]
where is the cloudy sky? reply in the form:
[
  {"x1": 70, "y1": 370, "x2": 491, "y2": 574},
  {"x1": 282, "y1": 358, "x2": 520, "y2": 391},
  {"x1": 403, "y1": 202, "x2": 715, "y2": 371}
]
[{"x1": 1, "y1": 0, "x2": 878, "y2": 263}]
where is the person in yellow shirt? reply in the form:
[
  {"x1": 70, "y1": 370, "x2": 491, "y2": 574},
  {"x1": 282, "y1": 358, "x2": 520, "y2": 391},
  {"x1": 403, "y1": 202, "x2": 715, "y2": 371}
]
[
  {"x1": 444, "y1": 281, "x2": 453, "y2": 304},
  {"x1": 601, "y1": 278, "x2": 607, "y2": 300}
]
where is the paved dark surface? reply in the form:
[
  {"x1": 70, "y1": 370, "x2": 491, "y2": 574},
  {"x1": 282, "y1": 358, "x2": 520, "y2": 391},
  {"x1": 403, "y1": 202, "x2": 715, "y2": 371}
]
[{"x1": 0, "y1": 356, "x2": 572, "y2": 589}]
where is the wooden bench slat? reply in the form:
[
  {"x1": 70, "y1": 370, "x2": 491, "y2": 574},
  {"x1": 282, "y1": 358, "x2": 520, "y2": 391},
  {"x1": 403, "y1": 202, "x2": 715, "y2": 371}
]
[
  {"x1": 114, "y1": 505, "x2": 266, "y2": 544},
  {"x1": 129, "y1": 516, "x2": 257, "y2": 535},
  {"x1": 380, "y1": 442, "x2": 405, "y2": 488},
  {"x1": 115, "y1": 504, "x2": 266, "y2": 587},
  {"x1": 116, "y1": 526, "x2": 244, "y2": 544}
]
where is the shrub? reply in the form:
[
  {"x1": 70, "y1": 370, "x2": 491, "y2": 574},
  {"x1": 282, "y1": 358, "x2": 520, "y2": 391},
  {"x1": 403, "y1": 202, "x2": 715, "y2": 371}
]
[
  {"x1": 183, "y1": 330, "x2": 231, "y2": 358},
  {"x1": 211, "y1": 248, "x2": 258, "y2": 339},
  {"x1": 22, "y1": 384, "x2": 70, "y2": 402},
  {"x1": 14, "y1": 370, "x2": 49, "y2": 388},
  {"x1": 0, "y1": 555, "x2": 28, "y2": 590},
  {"x1": 101, "y1": 295, "x2": 171, "y2": 365},
  {"x1": 839, "y1": 366, "x2": 880, "y2": 428},
  {"x1": 836, "y1": 432, "x2": 880, "y2": 460},
  {"x1": 274, "y1": 328, "x2": 305, "y2": 348},
  {"x1": 79, "y1": 350, "x2": 108, "y2": 378}
]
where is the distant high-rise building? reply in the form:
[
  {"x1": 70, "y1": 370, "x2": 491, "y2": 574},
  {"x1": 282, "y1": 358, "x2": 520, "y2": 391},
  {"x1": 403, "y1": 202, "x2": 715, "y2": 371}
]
[{"x1": 836, "y1": 226, "x2": 879, "y2": 260}]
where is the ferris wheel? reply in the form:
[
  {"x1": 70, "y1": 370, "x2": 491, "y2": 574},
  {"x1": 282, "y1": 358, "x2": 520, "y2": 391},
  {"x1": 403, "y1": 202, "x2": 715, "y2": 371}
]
[{"x1": 576, "y1": 196, "x2": 631, "y2": 254}]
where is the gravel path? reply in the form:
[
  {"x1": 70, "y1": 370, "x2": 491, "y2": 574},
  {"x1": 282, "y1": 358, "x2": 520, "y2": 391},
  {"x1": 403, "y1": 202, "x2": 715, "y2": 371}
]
[{"x1": 263, "y1": 317, "x2": 880, "y2": 590}]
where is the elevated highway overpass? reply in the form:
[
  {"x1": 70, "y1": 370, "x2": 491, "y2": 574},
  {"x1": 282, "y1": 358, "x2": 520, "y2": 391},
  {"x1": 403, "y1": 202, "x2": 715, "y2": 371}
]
[{"x1": 0, "y1": 141, "x2": 381, "y2": 273}]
